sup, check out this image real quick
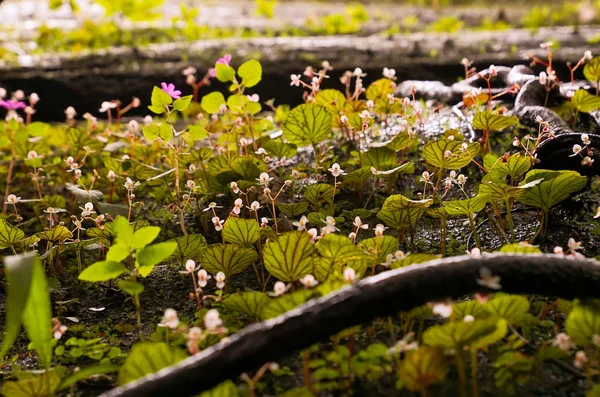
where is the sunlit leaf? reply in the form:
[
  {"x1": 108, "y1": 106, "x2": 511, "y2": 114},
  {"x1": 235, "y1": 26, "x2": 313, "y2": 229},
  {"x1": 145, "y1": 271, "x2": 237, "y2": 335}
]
[
  {"x1": 118, "y1": 343, "x2": 187, "y2": 385},
  {"x1": 1, "y1": 369, "x2": 62, "y2": 397},
  {"x1": 584, "y1": 57, "x2": 600, "y2": 86},
  {"x1": 472, "y1": 110, "x2": 519, "y2": 131},
  {"x1": 169, "y1": 233, "x2": 208, "y2": 264},
  {"x1": 215, "y1": 63, "x2": 236, "y2": 83},
  {"x1": 283, "y1": 104, "x2": 332, "y2": 146},
  {"x1": 260, "y1": 290, "x2": 316, "y2": 320},
  {"x1": 452, "y1": 300, "x2": 491, "y2": 321},
  {"x1": 201, "y1": 92, "x2": 226, "y2": 114},
  {"x1": 136, "y1": 242, "x2": 177, "y2": 277},
  {"x1": 517, "y1": 170, "x2": 587, "y2": 212},
  {"x1": 0, "y1": 219, "x2": 25, "y2": 249},
  {"x1": 278, "y1": 202, "x2": 310, "y2": 217},
  {"x1": 263, "y1": 231, "x2": 315, "y2": 282},
  {"x1": 36, "y1": 226, "x2": 73, "y2": 243},
  {"x1": 566, "y1": 300, "x2": 600, "y2": 346},
  {"x1": 117, "y1": 280, "x2": 145, "y2": 297},
  {"x1": 0, "y1": 253, "x2": 35, "y2": 359},
  {"x1": 485, "y1": 295, "x2": 530, "y2": 325},
  {"x1": 358, "y1": 236, "x2": 399, "y2": 265},
  {"x1": 399, "y1": 347, "x2": 448, "y2": 392},
  {"x1": 222, "y1": 292, "x2": 270, "y2": 321},
  {"x1": 238, "y1": 59, "x2": 262, "y2": 87},
  {"x1": 223, "y1": 217, "x2": 261, "y2": 246},
  {"x1": 442, "y1": 194, "x2": 489, "y2": 217},
  {"x1": 315, "y1": 89, "x2": 346, "y2": 113},
  {"x1": 376, "y1": 194, "x2": 432, "y2": 230},
  {"x1": 498, "y1": 242, "x2": 542, "y2": 254},
  {"x1": 173, "y1": 95, "x2": 193, "y2": 112},
  {"x1": 423, "y1": 139, "x2": 480, "y2": 169},
  {"x1": 79, "y1": 261, "x2": 127, "y2": 282},
  {"x1": 304, "y1": 184, "x2": 335, "y2": 208},
  {"x1": 571, "y1": 89, "x2": 600, "y2": 113},
  {"x1": 423, "y1": 317, "x2": 499, "y2": 348},
  {"x1": 389, "y1": 253, "x2": 439, "y2": 269},
  {"x1": 201, "y1": 244, "x2": 260, "y2": 278}
]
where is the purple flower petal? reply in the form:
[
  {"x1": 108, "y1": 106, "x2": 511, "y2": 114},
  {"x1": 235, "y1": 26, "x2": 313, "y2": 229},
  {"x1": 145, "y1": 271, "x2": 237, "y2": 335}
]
[{"x1": 209, "y1": 68, "x2": 216, "y2": 78}]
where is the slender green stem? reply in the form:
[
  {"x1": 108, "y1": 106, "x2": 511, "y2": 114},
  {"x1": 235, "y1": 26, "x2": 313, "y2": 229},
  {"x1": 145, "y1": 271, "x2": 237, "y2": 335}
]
[
  {"x1": 455, "y1": 351, "x2": 468, "y2": 397},
  {"x1": 471, "y1": 348, "x2": 479, "y2": 397}
]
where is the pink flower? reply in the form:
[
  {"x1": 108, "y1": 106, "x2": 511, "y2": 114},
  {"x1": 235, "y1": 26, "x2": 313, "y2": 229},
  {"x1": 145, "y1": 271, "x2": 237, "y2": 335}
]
[
  {"x1": 0, "y1": 99, "x2": 26, "y2": 111},
  {"x1": 160, "y1": 82, "x2": 182, "y2": 99},
  {"x1": 210, "y1": 54, "x2": 232, "y2": 77}
]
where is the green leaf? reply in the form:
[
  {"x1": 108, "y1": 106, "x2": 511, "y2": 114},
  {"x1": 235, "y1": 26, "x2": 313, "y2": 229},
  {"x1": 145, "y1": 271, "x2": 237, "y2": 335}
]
[
  {"x1": 188, "y1": 125, "x2": 209, "y2": 141},
  {"x1": 1, "y1": 370, "x2": 62, "y2": 397},
  {"x1": 201, "y1": 244, "x2": 260, "y2": 278},
  {"x1": 442, "y1": 194, "x2": 489, "y2": 217},
  {"x1": 36, "y1": 226, "x2": 73, "y2": 243},
  {"x1": 59, "y1": 364, "x2": 121, "y2": 390},
  {"x1": 358, "y1": 236, "x2": 399, "y2": 265},
  {"x1": 238, "y1": 59, "x2": 263, "y2": 87},
  {"x1": 118, "y1": 280, "x2": 145, "y2": 296},
  {"x1": 423, "y1": 317, "x2": 499, "y2": 349},
  {"x1": 399, "y1": 347, "x2": 448, "y2": 392},
  {"x1": 278, "y1": 202, "x2": 310, "y2": 217},
  {"x1": 478, "y1": 180, "x2": 541, "y2": 201},
  {"x1": 283, "y1": 104, "x2": 333, "y2": 146},
  {"x1": 106, "y1": 243, "x2": 131, "y2": 263},
  {"x1": 423, "y1": 139, "x2": 480, "y2": 170},
  {"x1": 0, "y1": 219, "x2": 25, "y2": 249},
  {"x1": 131, "y1": 226, "x2": 161, "y2": 249},
  {"x1": 315, "y1": 89, "x2": 346, "y2": 113},
  {"x1": 485, "y1": 295, "x2": 530, "y2": 324},
  {"x1": 27, "y1": 122, "x2": 50, "y2": 136},
  {"x1": 263, "y1": 231, "x2": 316, "y2": 282},
  {"x1": 452, "y1": 300, "x2": 491, "y2": 321},
  {"x1": 376, "y1": 194, "x2": 432, "y2": 230},
  {"x1": 200, "y1": 380, "x2": 240, "y2": 397},
  {"x1": 314, "y1": 234, "x2": 370, "y2": 281},
  {"x1": 223, "y1": 218, "x2": 261, "y2": 246},
  {"x1": 471, "y1": 319, "x2": 508, "y2": 350},
  {"x1": 79, "y1": 261, "x2": 127, "y2": 282},
  {"x1": 172, "y1": 95, "x2": 193, "y2": 111},
  {"x1": 566, "y1": 300, "x2": 600, "y2": 345},
  {"x1": 222, "y1": 292, "x2": 270, "y2": 321},
  {"x1": 169, "y1": 233, "x2": 208, "y2": 264},
  {"x1": 498, "y1": 242, "x2": 542, "y2": 254},
  {"x1": 472, "y1": 110, "x2": 519, "y2": 131},
  {"x1": 304, "y1": 184, "x2": 335, "y2": 207},
  {"x1": 118, "y1": 343, "x2": 187, "y2": 385},
  {"x1": 137, "y1": 242, "x2": 177, "y2": 277},
  {"x1": 151, "y1": 86, "x2": 173, "y2": 108},
  {"x1": 389, "y1": 253, "x2": 440, "y2": 269},
  {"x1": 22, "y1": 255, "x2": 53, "y2": 369},
  {"x1": 112, "y1": 217, "x2": 134, "y2": 247},
  {"x1": 201, "y1": 92, "x2": 226, "y2": 114},
  {"x1": 584, "y1": 57, "x2": 600, "y2": 85},
  {"x1": 0, "y1": 253, "x2": 35, "y2": 359},
  {"x1": 571, "y1": 89, "x2": 600, "y2": 113},
  {"x1": 215, "y1": 63, "x2": 236, "y2": 83},
  {"x1": 517, "y1": 170, "x2": 587, "y2": 212},
  {"x1": 484, "y1": 153, "x2": 531, "y2": 183},
  {"x1": 260, "y1": 289, "x2": 316, "y2": 320},
  {"x1": 362, "y1": 146, "x2": 398, "y2": 170}
]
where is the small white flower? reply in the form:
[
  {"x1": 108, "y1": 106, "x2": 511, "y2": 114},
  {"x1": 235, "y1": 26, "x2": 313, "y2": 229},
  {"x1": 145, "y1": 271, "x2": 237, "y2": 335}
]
[
  {"x1": 124, "y1": 177, "x2": 140, "y2": 191},
  {"x1": 432, "y1": 302, "x2": 453, "y2": 318},
  {"x1": 456, "y1": 174, "x2": 467, "y2": 186},
  {"x1": 420, "y1": 171, "x2": 431, "y2": 183},
  {"x1": 215, "y1": 271, "x2": 226, "y2": 290},
  {"x1": 185, "y1": 259, "x2": 197, "y2": 273},
  {"x1": 249, "y1": 201, "x2": 261, "y2": 211},
  {"x1": 343, "y1": 267, "x2": 356, "y2": 282},
  {"x1": 390, "y1": 332, "x2": 419, "y2": 353},
  {"x1": 374, "y1": 223, "x2": 386, "y2": 237},
  {"x1": 6, "y1": 194, "x2": 20, "y2": 204},
  {"x1": 307, "y1": 228, "x2": 318, "y2": 241},
  {"x1": 554, "y1": 246, "x2": 565, "y2": 255},
  {"x1": 290, "y1": 74, "x2": 302, "y2": 87},
  {"x1": 539, "y1": 71, "x2": 547, "y2": 85},
  {"x1": 574, "y1": 351, "x2": 588, "y2": 368},
  {"x1": 461, "y1": 58, "x2": 472, "y2": 67},
  {"x1": 293, "y1": 215, "x2": 309, "y2": 231},
  {"x1": 468, "y1": 248, "x2": 481, "y2": 257},
  {"x1": 582, "y1": 133, "x2": 591, "y2": 145},
  {"x1": 212, "y1": 216, "x2": 225, "y2": 231},
  {"x1": 584, "y1": 50, "x2": 593, "y2": 60},
  {"x1": 255, "y1": 147, "x2": 268, "y2": 155},
  {"x1": 81, "y1": 202, "x2": 95, "y2": 217},
  {"x1": 476, "y1": 267, "x2": 502, "y2": 290},
  {"x1": 187, "y1": 180, "x2": 196, "y2": 189},
  {"x1": 144, "y1": 115, "x2": 153, "y2": 125},
  {"x1": 553, "y1": 332, "x2": 575, "y2": 351},
  {"x1": 568, "y1": 238, "x2": 583, "y2": 254},
  {"x1": 65, "y1": 106, "x2": 77, "y2": 119},
  {"x1": 340, "y1": 115, "x2": 348, "y2": 124},
  {"x1": 328, "y1": 163, "x2": 345, "y2": 177},
  {"x1": 300, "y1": 274, "x2": 319, "y2": 288},
  {"x1": 246, "y1": 94, "x2": 259, "y2": 103},
  {"x1": 99, "y1": 101, "x2": 117, "y2": 113},
  {"x1": 232, "y1": 198, "x2": 243, "y2": 215},
  {"x1": 29, "y1": 93, "x2": 40, "y2": 105},
  {"x1": 197, "y1": 269, "x2": 212, "y2": 288},
  {"x1": 359, "y1": 110, "x2": 371, "y2": 120},
  {"x1": 107, "y1": 170, "x2": 117, "y2": 182},
  {"x1": 348, "y1": 232, "x2": 357, "y2": 240},
  {"x1": 270, "y1": 281, "x2": 290, "y2": 297},
  {"x1": 489, "y1": 64, "x2": 498, "y2": 77},
  {"x1": 353, "y1": 68, "x2": 365, "y2": 77},
  {"x1": 573, "y1": 144, "x2": 583, "y2": 154},
  {"x1": 383, "y1": 67, "x2": 396, "y2": 79},
  {"x1": 204, "y1": 309, "x2": 223, "y2": 331},
  {"x1": 582, "y1": 156, "x2": 594, "y2": 167},
  {"x1": 128, "y1": 120, "x2": 139, "y2": 133},
  {"x1": 159, "y1": 308, "x2": 180, "y2": 329},
  {"x1": 463, "y1": 315, "x2": 475, "y2": 323},
  {"x1": 444, "y1": 150, "x2": 453, "y2": 159},
  {"x1": 257, "y1": 172, "x2": 273, "y2": 186},
  {"x1": 187, "y1": 326, "x2": 202, "y2": 341},
  {"x1": 230, "y1": 182, "x2": 240, "y2": 194},
  {"x1": 353, "y1": 216, "x2": 368, "y2": 230},
  {"x1": 27, "y1": 150, "x2": 38, "y2": 159}
]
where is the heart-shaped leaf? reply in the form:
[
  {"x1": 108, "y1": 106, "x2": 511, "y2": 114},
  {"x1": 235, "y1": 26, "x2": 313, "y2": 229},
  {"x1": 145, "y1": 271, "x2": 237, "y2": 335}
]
[
  {"x1": 399, "y1": 347, "x2": 448, "y2": 392},
  {"x1": 169, "y1": 233, "x2": 208, "y2": 264},
  {"x1": 423, "y1": 139, "x2": 480, "y2": 170},
  {"x1": 376, "y1": 194, "x2": 432, "y2": 230},
  {"x1": 442, "y1": 194, "x2": 489, "y2": 217},
  {"x1": 118, "y1": 343, "x2": 187, "y2": 385},
  {"x1": 79, "y1": 261, "x2": 127, "y2": 282},
  {"x1": 222, "y1": 292, "x2": 270, "y2": 321},
  {"x1": 571, "y1": 89, "x2": 600, "y2": 113},
  {"x1": 202, "y1": 243, "x2": 259, "y2": 278},
  {"x1": 566, "y1": 300, "x2": 600, "y2": 345},
  {"x1": 472, "y1": 110, "x2": 519, "y2": 131},
  {"x1": 283, "y1": 104, "x2": 332, "y2": 146},
  {"x1": 223, "y1": 217, "x2": 261, "y2": 246},
  {"x1": 263, "y1": 231, "x2": 315, "y2": 282},
  {"x1": 517, "y1": 170, "x2": 587, "y2": 212}
]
